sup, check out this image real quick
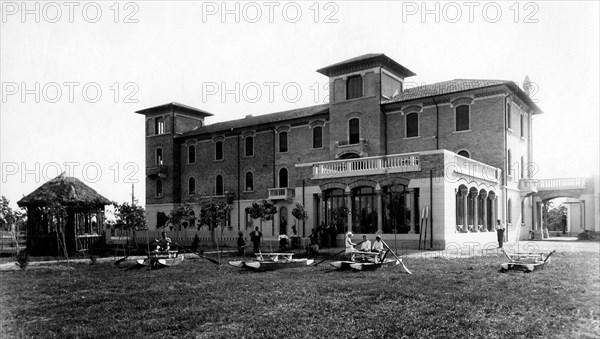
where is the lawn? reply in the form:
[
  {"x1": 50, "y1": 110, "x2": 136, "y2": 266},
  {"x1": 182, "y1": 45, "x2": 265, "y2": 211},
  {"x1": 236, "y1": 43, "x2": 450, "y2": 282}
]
[{"x1": 0, "y1": 250, "x2": 598, "y2": 339}]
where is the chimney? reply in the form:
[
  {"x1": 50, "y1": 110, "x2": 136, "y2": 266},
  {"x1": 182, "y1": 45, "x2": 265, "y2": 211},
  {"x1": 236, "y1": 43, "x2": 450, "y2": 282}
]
[{"x1": 523, "y1": 75, "x2": 531, "y2": 96}]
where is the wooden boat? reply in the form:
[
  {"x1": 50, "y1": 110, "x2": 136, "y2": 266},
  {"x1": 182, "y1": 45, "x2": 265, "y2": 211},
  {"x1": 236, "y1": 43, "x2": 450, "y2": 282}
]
[
  {"x1": 500, "y1": 249, "x2": 555, "y2": 273},
  {"x1": 228, "y1": 252, "x2": 313, "y2": 271},
  {"x1": 350, "y1": 258, "x2": 400, "y2": 271},
  {"x1": 330, "y1": 251, "x2": 392, "y2": 271},
  {"x1": 137, "y1": 250, "x2": 184, "y2": 269}
]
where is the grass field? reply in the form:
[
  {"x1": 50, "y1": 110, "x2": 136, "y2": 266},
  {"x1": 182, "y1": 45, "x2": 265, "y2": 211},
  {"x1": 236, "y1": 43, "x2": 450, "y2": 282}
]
[{"x1": 1, "y1": 249, "x2": 598, "y2": 338}]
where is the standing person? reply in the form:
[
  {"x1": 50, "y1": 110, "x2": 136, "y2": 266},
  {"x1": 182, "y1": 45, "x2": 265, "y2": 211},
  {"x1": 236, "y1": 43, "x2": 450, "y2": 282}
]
[
  {"x1": 237, "y1": 231, "x2": 246, "y2": 255},
  {"x1": 250, "y1": 227, "x2": 262, "y2": 253},
  {"x1": 496, "y1": 219, "x2": 505, "y2": 248},
  {"x1": 561, "y1": 214, "x2": 567, "y2": 235},
  {"x1": 330, "y1": 223, "x2": 338, "y2": 247}
]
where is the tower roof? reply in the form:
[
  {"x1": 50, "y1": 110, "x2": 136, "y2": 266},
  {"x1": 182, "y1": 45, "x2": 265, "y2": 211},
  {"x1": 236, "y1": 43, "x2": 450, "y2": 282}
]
[
  {"x1": 135, "y1": 102, "x2": 213, "y2": 117},
  {"x1": 317, "y1": 53, "x2": 416, "y2": 78}
]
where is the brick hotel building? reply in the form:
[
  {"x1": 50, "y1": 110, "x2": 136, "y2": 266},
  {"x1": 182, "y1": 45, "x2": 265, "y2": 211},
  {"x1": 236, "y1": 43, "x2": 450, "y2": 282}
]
[{"x1": 135, "y1": 54, "x2": 542, "y2": 249}]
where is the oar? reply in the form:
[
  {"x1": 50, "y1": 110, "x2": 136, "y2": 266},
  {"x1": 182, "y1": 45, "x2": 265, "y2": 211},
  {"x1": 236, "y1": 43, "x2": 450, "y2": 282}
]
[
  {"x1": 543, "y1": 250, "x2": 556, "y2": 263},
  {"x1": 312, "y1": 240, "x2": 365, "y2": 266},
  {"x1": 173, "y1": 242, "x2": 221, "y2": 265},
  {"x1": 381, "y1": 240, "x2": 412, "y2": 274}
]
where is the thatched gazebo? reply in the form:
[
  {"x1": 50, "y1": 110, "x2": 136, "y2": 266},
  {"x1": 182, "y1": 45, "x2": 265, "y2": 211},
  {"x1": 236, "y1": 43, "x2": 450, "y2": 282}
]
[{"x1": 17, "y1": 173, "x2": 111, "y2": 256}]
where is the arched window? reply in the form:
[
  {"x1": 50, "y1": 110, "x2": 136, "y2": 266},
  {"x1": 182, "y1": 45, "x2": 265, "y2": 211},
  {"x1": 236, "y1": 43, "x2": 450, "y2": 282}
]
[
  {"x1": 406, "y1": 113, "x2": 419, "y2": 138},
  {"x1": 215, "y1": 141, "x2": 223, "y2": 160},
  {"x1": 245, "y1": 171, "x2": 254, "y2": 191},
  {"x1": 188, "y1": 145, "x2": 196, "y2": 164},
  {"x1": 458, "y1": 150, "x2": 470, "y2": 158},
  {"x1": 188, "y1": 177, "x2": 195, "y2": 195},
  {"x1": 156, "y1": 148, "x2": 163, "y2": 166},
  {"x1": 521, "y1": 200, "x2": 525, "y2": 224},
  {"x1": 156, "y1": 179, "x2": 163, "y2": 197},
  {"x1": 455, "y1": 105, "x2": 470, "y2": 131},
  {"x1": 245, "y1": 137, "x2": 254, "y2": 157},
  {"x1": 154, "y1": 117, "x2": 165, "y2": 134},
  {"x1": 349, "y1": 118, "x2": 360, "y2": 144},
  {"x1": 346, "y1": 75, "x2": 363, "y2": 100},
  {"x1": 215, "y1": 175, "x2": 224, "y2": 196},
  {"x1": 279, "y1": 168, "x2": 288, "y2": 188},
  {"x1": 312, "y1": 126, "x2": 323, "y2": 148},
  {"x1": 279, "y1": 131, "x2": 288, "y2": 152},
  {"x1": 506, "y1": 102, "x2": 512, "y2": 129}
]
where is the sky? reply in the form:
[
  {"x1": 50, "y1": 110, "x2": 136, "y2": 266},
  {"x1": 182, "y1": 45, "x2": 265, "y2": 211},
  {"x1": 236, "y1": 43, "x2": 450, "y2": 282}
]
[{"x1": 1, "y1": 1, "x2": 599, "y2": 209}]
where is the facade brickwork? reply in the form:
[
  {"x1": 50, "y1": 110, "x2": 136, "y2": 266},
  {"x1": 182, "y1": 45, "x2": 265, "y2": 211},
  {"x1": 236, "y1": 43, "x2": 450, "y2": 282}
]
[{"x1": 135, "y1": 54, "x2": 542, "y2": 249}]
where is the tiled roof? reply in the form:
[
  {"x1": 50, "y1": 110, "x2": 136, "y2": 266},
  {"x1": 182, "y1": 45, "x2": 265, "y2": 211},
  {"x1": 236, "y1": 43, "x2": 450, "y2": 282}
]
[
  {"x1": 317, "y1": 53, "x2": 416, "y2": 78},
  {"x1": 179, "y1": 104, "x2": 329, "y2": 137},
  {"x1": 384, "y1": 79, "x2": 510, "y2": 103}
]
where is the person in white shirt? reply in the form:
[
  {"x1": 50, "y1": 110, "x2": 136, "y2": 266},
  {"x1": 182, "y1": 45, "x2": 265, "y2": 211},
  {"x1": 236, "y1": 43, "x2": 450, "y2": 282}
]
[
  {"x1": 371, "y1": 235, "x2": 385, "y2": 263},
  {"x1": 359, "y1": 235, "x2": 371, "y2": 252}
]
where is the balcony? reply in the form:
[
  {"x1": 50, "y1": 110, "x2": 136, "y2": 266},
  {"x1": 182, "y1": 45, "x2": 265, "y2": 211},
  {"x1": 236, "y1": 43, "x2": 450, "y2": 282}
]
[
  {"x1": 146, "y1": 165, "x2": 168, "y2": 178},
  {"x1": 312, "y1": 153, "x2": 420, "y2": 179},
  {"x1": 519, "y1": 177, "x2": 587, "y2": 191},
  {"x1": 268, "y1": 188, "x2": 295, "y2": 201}
]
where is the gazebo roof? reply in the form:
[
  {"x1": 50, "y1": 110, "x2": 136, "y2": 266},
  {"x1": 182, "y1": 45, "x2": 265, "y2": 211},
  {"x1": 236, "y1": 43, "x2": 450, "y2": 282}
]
[{"x1": 17, "y1": 173, "x2": 111, "y2": 209}]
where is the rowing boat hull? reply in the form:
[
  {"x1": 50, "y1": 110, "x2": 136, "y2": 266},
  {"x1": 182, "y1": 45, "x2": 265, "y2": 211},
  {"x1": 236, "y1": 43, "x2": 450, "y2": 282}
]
[
  {"x1": 349, "y1": 259, "x2": 399, "y2": 271},
  {"x1": 329, "y1": 261, "x2": 355, "y2": 270},
  {"x1": 228, "y1": 258, "x2": 314, "y2": 271},
  {"x1": 500, "y1": 259, "x2": 549, "y2": 272},
  {"x1": 137, "y1": 255, "x2": 184, "y2": 269}
]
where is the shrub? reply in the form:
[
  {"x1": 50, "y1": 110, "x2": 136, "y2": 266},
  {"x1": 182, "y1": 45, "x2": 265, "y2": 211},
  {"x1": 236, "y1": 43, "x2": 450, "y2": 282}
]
[{"x1": 577, "y1": 230, "x2": 600, "y2": 241}]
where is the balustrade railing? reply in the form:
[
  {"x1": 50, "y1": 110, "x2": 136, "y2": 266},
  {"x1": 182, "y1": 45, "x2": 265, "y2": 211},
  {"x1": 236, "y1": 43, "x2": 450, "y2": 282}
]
[{"x1": 312, "y1": 153, "x2": 420, "y2": 179}]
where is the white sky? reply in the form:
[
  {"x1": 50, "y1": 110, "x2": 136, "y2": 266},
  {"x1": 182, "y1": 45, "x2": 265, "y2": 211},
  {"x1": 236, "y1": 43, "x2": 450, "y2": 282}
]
[{"x1": 1, "y1": 1, "x2": 599, "y2": 209}]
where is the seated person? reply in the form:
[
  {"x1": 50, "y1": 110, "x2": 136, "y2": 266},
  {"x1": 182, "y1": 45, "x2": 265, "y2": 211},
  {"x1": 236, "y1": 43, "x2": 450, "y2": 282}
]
[
  {"x1": 372, "y1": 235, "x2": 385, "y2": 263},
  {"x1": 358, "y1": 235, "x2": 372, "y2": 260},
  {"x1": 155, "y1": 231, "x2": 171, "y2": 252},
  {"x1": 345, "y1": 232, "x2": 358, "y2": 261},
  {"x1": 278, "y1": 233, "x2": 290, "y2": 251}
]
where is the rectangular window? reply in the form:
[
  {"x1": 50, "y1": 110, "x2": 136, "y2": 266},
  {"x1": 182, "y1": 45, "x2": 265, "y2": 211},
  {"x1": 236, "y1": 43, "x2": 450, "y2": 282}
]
[
  {"x1": 155, "y1": 117, "x2": 165, "y2": 135},
  {"x1": 406, "y1": 113, "x2": 419, "y2": 138},
  {"x1": 312, "y1": 126, "x2": 323, "y2": 148},
  {"x1": 349, "y1": 118, "x2": 360, "y2": 144},
  {"x1": 188, "y1": 145, "x2": 196, "y2": 164},
  {"x1": 381, "y1": 72, "x2": 402, "y2": 99},
  {"x1": 215, "y1": 141, "x2": 223, "y2": 160},
  {"x1": 346, "y1": 75, "x2": 363, "y2": 100},
  {"x1": 245, "y1": 137, "x2": 254, "y2": 157},
  {"x1": 455, "y1": 105, "x2": 470, "y2": 131},
  {"x1": 507, "y1": 102, "x2": 512, "y2": 129},
  {"x1": 156, "y1": 148, "x2": 163, "y2": 166},
  {"x1": 279, "y1": 132, "x2": 288, "y2": 152},
  {"x1": 520, "y1": 114, "x2": 525, "y2": 137}
]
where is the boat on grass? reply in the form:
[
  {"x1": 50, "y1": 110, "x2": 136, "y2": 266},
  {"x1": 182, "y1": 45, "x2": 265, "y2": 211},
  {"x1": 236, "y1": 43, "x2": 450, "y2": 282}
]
[
  {"x1": 500, "y1": 249, "x2": 555, "y2": 273},
  {"x1": 228, "y1": 252, "x2": 313, "y2": 271},
  {"x1": 137, "y1": 250, "x2": 184, "y2": 269}
]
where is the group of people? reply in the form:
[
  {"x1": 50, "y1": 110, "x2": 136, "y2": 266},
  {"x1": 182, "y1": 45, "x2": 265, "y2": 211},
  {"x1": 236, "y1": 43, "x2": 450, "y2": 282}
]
[{"x1": 345, "y1": 232, "x2": 386, "y2": 261}]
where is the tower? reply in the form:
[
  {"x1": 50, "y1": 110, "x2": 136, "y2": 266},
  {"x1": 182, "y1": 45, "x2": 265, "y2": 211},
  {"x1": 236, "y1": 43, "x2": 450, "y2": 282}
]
[{"x1": 316, "y1": 54, "x2": 415, "y2": 158}]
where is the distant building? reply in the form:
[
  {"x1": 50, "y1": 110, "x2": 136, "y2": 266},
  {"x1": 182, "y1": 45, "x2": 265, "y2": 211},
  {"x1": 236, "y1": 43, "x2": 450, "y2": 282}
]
[{"x1": 136, "y1": 53, "x2": 547, "y2": 249}]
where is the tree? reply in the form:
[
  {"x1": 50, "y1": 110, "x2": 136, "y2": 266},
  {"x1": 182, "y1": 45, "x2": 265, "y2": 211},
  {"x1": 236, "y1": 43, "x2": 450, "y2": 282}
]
[
  {"x1": 0, "y1": 196, "x2": 26, "y2": 233},
  {"x1": 291, "y1": 203, "x2": 308, "y2": 235},
  {"x1": 547, "y1": 203, "x2": 567, "y2": 232},
  {"x1": 168, "y1": 202, "x2": 195, "y2": 231},
  {"x1": 112, "y1": 201, "x2": 147, "y2": 230},
  {"x1": 199, "y1": 201, "x2": 232, "y2": 246},
  {"x1": 246, "y1": 200, "x2": 277, "y2": 232}
]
